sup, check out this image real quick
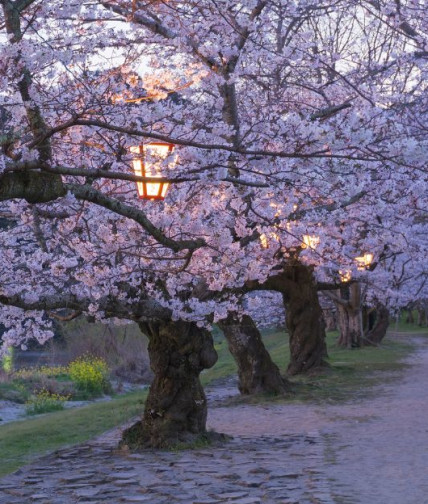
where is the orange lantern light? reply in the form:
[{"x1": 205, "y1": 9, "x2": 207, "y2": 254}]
[
  {"x1": 339, "y1": 269, "x2": 352, "y2": 282},
  {"x1": 130, "y1": 142, "x2": 174, "y2": 200},
  {"x1": 355, "y1": 253, "x2": 374, "y2": 271}
]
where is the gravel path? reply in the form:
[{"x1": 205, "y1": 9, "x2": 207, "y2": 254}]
[
  {"x1": 208, "y1": 334, "x2": 428, "y2": 503},
  {"x1": 0, "y1": 333, "x2": 427, "y2": 504}
]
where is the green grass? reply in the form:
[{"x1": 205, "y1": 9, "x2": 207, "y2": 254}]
[
  {"x1": 388, "y1": 316, "x2": 428, "y2": 334},
  {"x1": 293, "y1": 330, "x2": 416, "y2": 403},
  {"x1": 203, "y1": 327, "x2": 424, "y2": 405},
  {"x1": 0, "y1": 388, "x2": 147, "y2": 477}
]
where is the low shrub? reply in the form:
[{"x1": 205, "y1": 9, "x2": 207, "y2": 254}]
[
  {"x1": 0, "y1": 382, "x2": 30, "y2": 404},
  {"x1": 38, "y1": 365, "x2": 69, "y2": 380},
  {"x1": 1, "y1": 349, "x2": 13, "y2": 374},
  {"x1": 68, "y1": 355, "x2": 111, "y2": 399},
  {"x1": 7, "y1": 367, "x2": 73, "y2": 401},
  {"x1": 25, "y1": 389, "x2": 69, "y2": 415}
]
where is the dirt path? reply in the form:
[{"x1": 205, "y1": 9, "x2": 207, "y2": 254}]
[
  {"x1": 0, "y1": 333, "x2": 427, "y2": 504},
  {"x1": 207, "y1": 333, "x2": 428, "y2": 503}
]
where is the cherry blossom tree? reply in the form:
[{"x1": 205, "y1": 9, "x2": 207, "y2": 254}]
[{"x1": 1, "y1": 0, "x2": 427, "y2": 446}]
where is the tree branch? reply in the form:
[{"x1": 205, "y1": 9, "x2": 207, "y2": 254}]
[
  {"x1": 67, "y1": 119, "x2": 380, "y2": 162},
  {"x1": 6, "y1": 162, "x2": 269, "y2": 188},
  {"x1": 322, "y1": 290, "x2": 348, "y2": 306},
  {"x1": 0, "y1": 171, "x2": 66, "y2": 203},
  {"x1": 0, "y1": 292, "x2": 172, "y2": 322},
  {"x1": 101, "y1": 1, "x2": 220, "y2": 70},
  {"x1": 288, "y1": 190, "x2": 367, "y2": 223},
  {"x1": 67, "y1": 183, "x2": 206, "y2": 252},
  {"x1": 310, "y1": 102, "x2": 352, "y2": 121}
]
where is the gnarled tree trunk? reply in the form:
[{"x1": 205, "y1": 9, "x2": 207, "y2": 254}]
[
  {"x1": 121, "y1": 320, "x2": 217, "y2": 449},
  {"x1": 363, "y1": 303, "x2": 389, "y2": 346},
  {"x1": 248, "y1": 262, "x2": 328, "y2": 376},
  {"x1": 281, "y1": 264, "x2": 328, "y2": 375},
  {"x1": 417, "y1": 309, "x2": 426, "y2": 327},
  {"x1": 327, "y1": 285, "x2": 389, "y2": 348},
  {"x1": 329, "y1": 283, "x2": 363, "y2": 348},
  {"x1": 416, "y1": 300, "x2": 428, "y2": 327},
  {"x1": 218, "y1": 313, "x2": 291, "y2": 395},
  {"x1": 198, "y1": 261, "x2": 329, "y2": 381}
]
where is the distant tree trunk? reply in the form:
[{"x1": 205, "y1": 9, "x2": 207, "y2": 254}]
[
  {"x1": 363, "y1": 304, "x2": 389, "y2": 346},
  {"x1": 218, "y1": 313, "x2": 291, "y2": 395},
  {"x1": 246, "y1": 262, "x2": 328, "y2": 376},
  {"x1": 322, "y1": 308, "x2": 337, "y2": 331},
  {"x1": 281, "y1": 264, "x2": 328, "y2": 375},
  {"x1": 405, "y1": 306, "x2": 415, "y2": 324},
  {"x1": 416, "y1": 300, "x2": 427, "y2": 327},
  {"x1": 331, "y1": 283, "x2": 364, "y2": 348},
  {"x1": 121, "y1": 320, "x2": 217, "y2": 449}
]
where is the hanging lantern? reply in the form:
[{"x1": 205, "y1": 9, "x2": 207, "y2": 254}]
[
  {"x1": 130, "y1": 142, "x2": 174, "y2": 200},
  {"x1": 355, "y1": 253, "x2": 374, "y2": 271},
  {"x1": 339, "y1": 269, "x2": 352, "y2": 283},
  {"x1": 340, "y1": 253, "x2": 373, "y2": 282}
]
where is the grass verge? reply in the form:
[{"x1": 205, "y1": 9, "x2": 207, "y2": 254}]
[
  {"x1": 291, "y1": 331, "x2": 416, "y2": 404},
  {"x1": 388, "y1": 316, "x2": 428, "y2": 334},
  {"x1": 0, "y1": 388, "x2": 147, "y2": 478},
  {"x1": 203, "y1": 327, "x2": 424, "y2": 406}
]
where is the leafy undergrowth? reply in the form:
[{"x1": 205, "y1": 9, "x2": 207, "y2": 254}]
[
  {"x1": 25, "y1": 389, "x2": 70, "y2": 415},
  {"x1": 0, "y1": 355, "x2": 112, "y2": 408}
]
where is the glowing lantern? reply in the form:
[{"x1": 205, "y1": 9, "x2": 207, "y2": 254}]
[
  {"x1": 340, "y1": 253, "x2": 373, "y2": 282},
  {"x1": 355, "y1": 253, "x2": 374, "y2": 271},
  {"x1": 339, "y1": 270, "x2": 352, "y2": 283},
  {"x1": 302, "y1": 235, "x2": 320, "y2": 249},
  {"x1": 130, "y1": 142, "x2": 174, "y2": 200}
]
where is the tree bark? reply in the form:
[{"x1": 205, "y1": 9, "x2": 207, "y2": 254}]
[
  {"x1": 281, "y1": 264, "x2": 328, "y2": 375},
  {"x1": 247, "y1": 262, "x2": 329, "y2": 376},
  {"x1": 121, "y1": 320, "x2": 218, "y2": 449},
  {"x1": 0, "y1": 171, "x2": 66, "y2": 203},
  {"x1": 416, "y1": 300, "x2": 427, "y2": 327},
  {"x1": 218, "y1": 314, "x2": 291, "y2": 395},
  {"x1": 363, "y1": 304, "x2": 390, "y2": 346},
  {"x1": 322, "y1": 308, "x2": 337, "y2": 331},
  {"x1": 417, "y1": 309, "x2": 426, "y2": 327},
  {"x1": 334, "y1": 284, "x2": 363, "y2": 348}
]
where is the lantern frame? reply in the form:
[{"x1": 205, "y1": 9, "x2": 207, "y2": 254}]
[{"x1": 130, "y1": 142, "x2": 174, "y2": 200}]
